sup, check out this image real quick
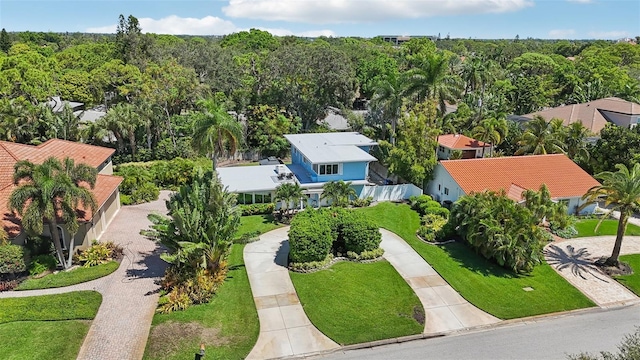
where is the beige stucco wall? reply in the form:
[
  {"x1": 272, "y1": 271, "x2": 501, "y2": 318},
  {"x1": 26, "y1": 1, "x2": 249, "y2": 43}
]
[{"x1": 99, "y1": 160, "x2": 114, "y2": 175}]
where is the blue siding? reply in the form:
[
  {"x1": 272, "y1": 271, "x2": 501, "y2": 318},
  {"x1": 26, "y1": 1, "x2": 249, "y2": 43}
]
[{"x1": 316, "y1": 161, "x2": 368, "y2": 182}]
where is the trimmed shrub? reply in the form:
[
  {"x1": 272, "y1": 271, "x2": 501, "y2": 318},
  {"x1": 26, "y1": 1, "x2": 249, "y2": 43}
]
[
  {"x1": 340, "y1": 212, "x2": 382, "y2": 254},
  {"x1": 24, "y1": 235, "x2": 53, "y2": 256},
  {"x1": 346, "y1": 248, "x2": 384, "y2": 261},
  {"x1": 28, "y1": 254, "x2": 57, "y2": 275},
  {"x1": 239, "y1": 203, "x2": 275, "y2": 216},
  {"x1": 131, "y1": 182, "x2": 160, "y2": 204},
  {"x1": 0, "y1": 244, "x2": 27, "y2": 276},
  {"x1": 288, "y1": 209, "x2": 333, "y2": 263},
  {"x1": 351, "y1": 196, "x2": 373, "y2": 208},
  {"x1": 423, "y1": 206, "x2": 450, "y2": 219},
  {"x1": 120, "y1": 194, "x2": 133, "y2": 205}
]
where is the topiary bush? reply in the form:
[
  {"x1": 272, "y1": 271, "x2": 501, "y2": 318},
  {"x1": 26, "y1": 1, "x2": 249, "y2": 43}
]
[
  {"x1": 288, "y1": 209, "x2": 333, "y2": 263},
  {"x1": 340, "y1": 212, "x2": 381, "y2": 254},
  {"x1": 28, "y1": 254, "x2": 57, "y2": 275},
  {"x1": 0, "y1": 244, "x2": 27, "y2": 277}
]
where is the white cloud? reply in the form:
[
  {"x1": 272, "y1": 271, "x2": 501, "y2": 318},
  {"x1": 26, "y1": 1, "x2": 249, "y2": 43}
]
[
  {"x1": 222, "y1": 0, "x2": 534, "y2": 23},
  {"x1": 588, "y1": 30, "x2": 629, "y2": 39},
  {"x1": 85, "y1": 15, "x2": 334, "y2": 37},
  {"x1": 548, "y1": 29, "x2": 576, "y2": 38},
  {"x1": 567, "y1": 0, "x2": 592, "y2": 3}
]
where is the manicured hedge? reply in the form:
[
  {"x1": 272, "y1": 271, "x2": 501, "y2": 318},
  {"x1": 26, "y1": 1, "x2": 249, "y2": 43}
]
[
  {"x1": 288, "y1": 210, "x2": 333, "y2": 263},
  {"x1": 238, "y1": 203, "x2": 275, "y2": 216}
]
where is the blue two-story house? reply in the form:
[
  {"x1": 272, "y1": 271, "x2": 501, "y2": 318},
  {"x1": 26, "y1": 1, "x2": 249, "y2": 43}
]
[{"x1": 217, "y1": 132, "x2": 378, "y2": 207}]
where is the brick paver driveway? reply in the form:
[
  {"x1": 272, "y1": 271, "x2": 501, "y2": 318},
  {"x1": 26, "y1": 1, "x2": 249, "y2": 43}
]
[{"x1": 75, "y1": 191, "x2": 169, "y2": 360}]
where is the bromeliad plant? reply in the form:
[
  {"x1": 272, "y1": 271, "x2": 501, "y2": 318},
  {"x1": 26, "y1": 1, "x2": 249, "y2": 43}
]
[{"x1": 144, "y1": 169, "x2": 240, "y2": 312}]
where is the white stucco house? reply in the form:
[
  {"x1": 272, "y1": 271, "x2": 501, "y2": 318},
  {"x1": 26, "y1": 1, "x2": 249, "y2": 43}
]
[{"x1": 426, "y1": 154, "x2": 600, "y2": 214}]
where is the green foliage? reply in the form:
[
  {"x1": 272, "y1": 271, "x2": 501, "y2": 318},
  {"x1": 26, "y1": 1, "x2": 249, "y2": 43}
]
[
  {"x1": 321, "y1": 180, "x2": 357, "y2": 207},
  {"x1": 382, "y1": 101, "x2": 439, "y2": 186},
  {"x1": 144, "y1": 169, "x2": 240, "y2": 312},
  {"x1": 417, "y1": 213, "x2": 448, "y2": 242},
  {"x1": 522, "y1": 184, "x2": 569, "y2": 227},
  {"x1": 238, "y1": 203, "x2": 275, "y2": 216},
  {"x1": 245, "y1": 104, "x2": 301, "y2": 157},
  {"x1": 288, "y1": 209, "x2": 334, "y2": 263},
  {"x1": 289, "y1": 254, "x2": 334, "y2": 272},
  {"x1": 275, "y1": 182, "x2": 303, "y2": 218},
  {"x1": 346, "y1": 248, "x2": 385, "y2": 261},
  {"x1": 0, "y1": 244, "x2": 27, "y2": 275},
  {"x1": 131, "y1": 182, "x2": 160, "y2": 204},
  {"x1": 351, "y1": 196, "x2": 373, "y2": 208},
  {"x1": 340, "y1": 211, "x2": 382, "y2": 254},
  {"x1": 449, "y1": 190, "x2": 547, "y2": 273},
  {"x1": 24, "y1": 236, "x2": 53, "y2": 256},
  {"x1": 77, "y1": 241, "x2": 122, "y2": 267},
  {"x1": 28, "y1": 254, "x2": 57, "y2": 275},
  {"x1": 589, "y1": 124, "x2": 640, "y2": 175}
]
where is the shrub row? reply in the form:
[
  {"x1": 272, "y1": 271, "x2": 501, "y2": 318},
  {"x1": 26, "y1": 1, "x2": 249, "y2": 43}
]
[
  {"x1": 409, "y1": 195, "x2": 450, "y2": 218},
  {"x1": 238, "y1": 203, "x2": 275, "y2": 216},
  {"x1": 288, "y1": 208, "x2": 382, "y2": 264}
]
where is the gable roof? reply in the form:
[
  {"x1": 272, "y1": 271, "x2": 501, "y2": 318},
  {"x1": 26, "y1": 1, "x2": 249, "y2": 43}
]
[
  {"x1": 0, "y1": 140, "x2": 120, "y2": 238},
  {"x1": 521, "y1": 97, "x2": 640, "y2": 134},
  {"x1": 284, "y1": 132, "x2": 377, "y2": 163},
  {"x1": 438, "y1": 134, "x2": 488, "y2": 150},
  {"x1": 440, "y1": 154, "x2": 600, "y2": 200}
]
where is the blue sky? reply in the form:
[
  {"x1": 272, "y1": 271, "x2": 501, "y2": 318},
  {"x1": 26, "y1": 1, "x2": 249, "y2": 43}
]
[{"x1": 1, "y1": 0, "x2": 638, "y2": 39}]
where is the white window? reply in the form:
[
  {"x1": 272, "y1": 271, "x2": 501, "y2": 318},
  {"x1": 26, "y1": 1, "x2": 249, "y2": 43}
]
[{"x1": 319, "y1": 163, "x2": 340, "y2": 175}]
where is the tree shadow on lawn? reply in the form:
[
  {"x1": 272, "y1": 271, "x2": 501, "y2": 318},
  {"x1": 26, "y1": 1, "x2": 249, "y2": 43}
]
[{"x1": 438, "y1": 241, "x2": 523, "y2": 279}]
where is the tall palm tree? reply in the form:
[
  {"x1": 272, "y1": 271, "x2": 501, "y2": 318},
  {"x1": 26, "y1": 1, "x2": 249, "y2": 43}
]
[
  {"x1": 321, "y1": 180, "x2": 357, "y2": 207},
  {"x1": 191, "y1": 98, "x2": 243, "y2": 169},
  {"x1": 371, "y1": 71, "x2": 404, "y2": 144},
  {"x1": 472, "y1": 117, "x2": 508, "y2": 157},
  {"x1": 102, "y1": 103, "x2": 141, "y2": 160},
  {"x1": 9, "y1": 157, "x2": 97, "y2": 269},
  {"x1": 515, "y1": 116, "x2": 566, "y2": 155},
  {"x1": 403, "y1": 52, "x2": 463, "y2": 116},
  {"x1": 582, "y1": 163, "x2": 640, "y2": 266}
]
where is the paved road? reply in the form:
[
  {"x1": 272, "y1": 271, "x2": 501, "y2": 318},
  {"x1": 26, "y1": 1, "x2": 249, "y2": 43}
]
[{"x1": 321, "y1": 304, "x2": 640, "y2": 360}]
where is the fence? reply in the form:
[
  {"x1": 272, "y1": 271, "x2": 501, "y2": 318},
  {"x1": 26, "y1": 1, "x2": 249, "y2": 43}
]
[{"x1": 359, "y1": 184, "x2": 423, "y2": 202}]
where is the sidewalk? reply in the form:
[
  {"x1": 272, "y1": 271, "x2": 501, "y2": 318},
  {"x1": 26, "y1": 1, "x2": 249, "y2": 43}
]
[
  {"x1": 545, "y1": 236, "x2": 640, "y2": 307},
  {"x1": 244, "y1": 227, "x2": 339, "y2": 360},
  {"x1": 380, "y1": 229, "x2": 500, "y2": 334}
]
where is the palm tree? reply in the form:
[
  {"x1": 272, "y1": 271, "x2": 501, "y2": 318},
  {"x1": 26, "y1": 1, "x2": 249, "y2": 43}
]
[
  {"x1": 564, "y1": 121, "x2": 592, "y2": 161},
  {"x1": 103, "y1": 103, "x2": 141, "y2": 160},
  {"x1": 403, "y1": 52, "x2": 463, "y2": 116},
  {"x1": 515, "y1": 116, "x2": 566, "y2": 155},
  {"x1": 274, "y1": 182, "x2": 304, "y2": 218},
  {"x1": 371, "y1": 71, "x2": 404, "y2": 144},
  {"x1": 9, "y1": 157, "x2": 97, "y2": 269},
  {"x1": 191, "y1": 98, "x2": 243, "y2": 169},
  {"x1": 321, "y1": 180, "x2": 357, "y2": 207},
  {"x1": 582, "y1": 163, "x2": 640, "y2": 266},
  {"x1": 472, "y1": 117, "x2": 508, "y2": 157}
]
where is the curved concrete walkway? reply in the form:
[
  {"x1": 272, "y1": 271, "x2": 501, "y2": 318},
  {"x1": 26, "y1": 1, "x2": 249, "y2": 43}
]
[
  {"x1": 1, "y1": 192, "x2": 170, "y2": 360},
  {"x1": 244, "y1": 227, "x2": 340, "y2": 359},
  {"x1": 379, "y1": 229, "x2": 500, "y2": 334},
  {"x1": 545, "y1": 236, "x2": 640, "y2": 308}
]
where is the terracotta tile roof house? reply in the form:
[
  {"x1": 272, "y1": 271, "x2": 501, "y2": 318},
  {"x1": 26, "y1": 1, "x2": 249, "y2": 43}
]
[
  {"x1": 426, "y1": 154, "x2": 600, "y2": 214},
  {"x1": 0, "y1": 139, "x2": 122, "y2": 250},
  {"x1": 514, "y1": 97, "x2": 640, "y2": 135},
  {"x1": 437, "y1": 134, "x2": 491, "y2": 159}
]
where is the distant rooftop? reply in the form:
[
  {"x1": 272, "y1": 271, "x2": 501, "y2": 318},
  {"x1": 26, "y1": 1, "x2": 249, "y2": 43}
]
[
  {"x1": 284, "y1": 132, "x2": 377, "y2": 164},
  {"x1": 438, "y1": 134, "x2": 487, "y2": 150}
]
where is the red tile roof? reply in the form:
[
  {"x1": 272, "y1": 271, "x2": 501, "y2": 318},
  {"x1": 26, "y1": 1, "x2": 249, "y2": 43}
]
[
  {"x1": 440, "y1": 154, "x2": 600, "y2": 200},
  {"x1": 522, "y1": 97, "x2": 640, "y2": 134},
  {"x1": 2, "y1": 139, "x2": 115, "y2": 168},
  {"x1": 438, "y1": 134, "x2": 488, "y2": 150},
  {"x1": 0, "y1": 140, "x2": 120, "y2": 238}
]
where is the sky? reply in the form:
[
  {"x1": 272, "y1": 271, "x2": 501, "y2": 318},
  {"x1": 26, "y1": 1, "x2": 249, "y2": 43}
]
[{"x1": 0, "y1": 0, "x2": 639, "y2": 39}]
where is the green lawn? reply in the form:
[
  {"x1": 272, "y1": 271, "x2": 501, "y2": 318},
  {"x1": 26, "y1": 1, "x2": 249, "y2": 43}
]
[
  {"x1": 575, "y1": 219, "x2": 640, "y2": 237},
  {"x1": 357, "y1": 202, "x2": 595, "y2": 319},
  {"x1": 234, "y1": 214, "x2": 283, "y2": 240},
  {"x1": 16, "y1": 261, "x2": 119, "y2": 290},
  {"x1": 143, "y1": 244, "x2": 259, "y2": 360},
  {"x1": 290, "y1": 260, "x2": 423, "y2": 345},
  {"x1": 614, "y1": 254, "x2": 640, "y2": 296},
  {"x1": 0, "y1": 291, "x2": 101, "y2": 359}
]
